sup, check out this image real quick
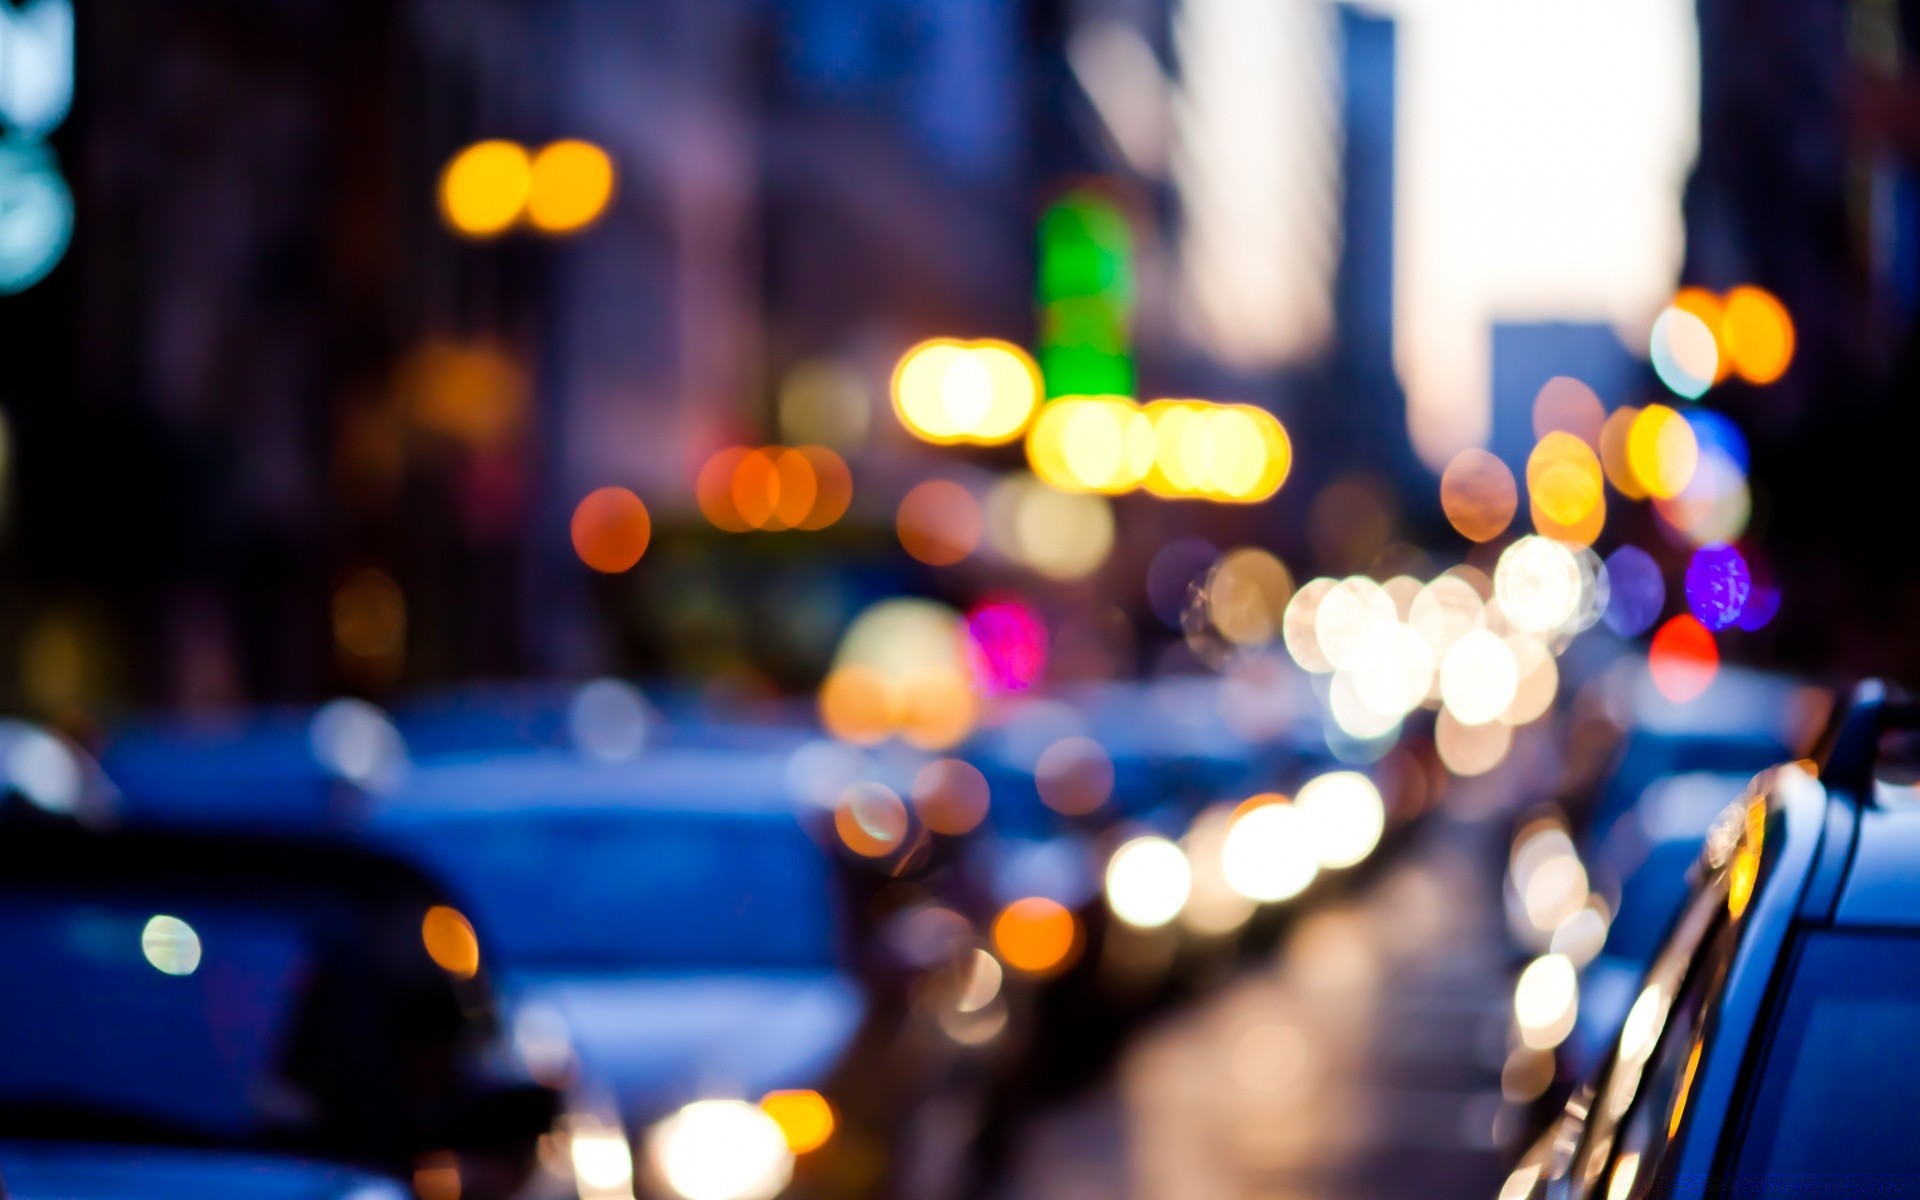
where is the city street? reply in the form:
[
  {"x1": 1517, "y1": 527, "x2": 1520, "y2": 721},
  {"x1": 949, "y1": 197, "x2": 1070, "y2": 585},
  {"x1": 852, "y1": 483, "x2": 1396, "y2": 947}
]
[{"x1": 4, "y1": 3, "x2": 1909, "y2": 1199}]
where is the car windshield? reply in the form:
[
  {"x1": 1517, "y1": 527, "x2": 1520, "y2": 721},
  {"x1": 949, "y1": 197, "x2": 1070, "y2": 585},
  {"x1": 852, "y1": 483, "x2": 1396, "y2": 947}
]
[
  {"x1": 1728, "y1": 930, "x2": 1920, "y2": 1189},
  {"x1": 378, "y1": 808, "x2": 841, "y2": 973},
  {"x1": 0, "y1": 878, "x2": 467, "y2": 1169}
]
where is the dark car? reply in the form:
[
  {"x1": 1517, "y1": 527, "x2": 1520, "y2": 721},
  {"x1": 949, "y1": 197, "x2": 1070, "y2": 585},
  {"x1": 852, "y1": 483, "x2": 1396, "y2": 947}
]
[
  {"x1": 0, "y1": 822, "x2": 557, "y2": 1200},
  {"x1": 1503, "y1": 680, "x2": 1920, "y2": 1198}
]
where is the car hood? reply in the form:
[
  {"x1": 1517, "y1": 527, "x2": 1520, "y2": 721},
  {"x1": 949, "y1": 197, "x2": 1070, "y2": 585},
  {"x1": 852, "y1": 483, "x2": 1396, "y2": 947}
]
[
  {"x1": 0, "y1": 1141, "x2": 404, "y2": 1200},
  {"x1": 508, "y1": 970, "x2": 866, "y2": 1120}
]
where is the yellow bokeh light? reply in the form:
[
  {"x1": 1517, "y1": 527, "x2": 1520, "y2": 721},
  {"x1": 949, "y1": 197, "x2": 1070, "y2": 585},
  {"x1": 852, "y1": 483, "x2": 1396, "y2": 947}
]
[
  {"x1": 1626, "y1": 404, "x2": 1699, "y2": 500},
  {"x1": 1599, "y1": 406, "x2": 1648, "y2": 500},
  {"x1": 1526, "y1": 432, "x2": 1604, "y2": 528},
  {"x1": 526, "y1": 140, "x2": 616, "y2": 234},
  {"x1": 439, "y1": 140, "x2": 532, "y2": 237},
  {"x1": 760, "y1": 1091, "x2": 835, "y2": 1155},
  {"x1": 1026, "y1": 395, "x2": 1156, "y2": 494},
  {"x1": 892, "y1": 339, "x2": 1041, "y2": 445},
  {"x1": 1721, "y1": 285, "x2": 1794, "y2": 385},
  {"x1": 1142, "y1": 399, "x2": 1291, "y2": 502},
  {"x1": 422, "y1": 905, "x2": 481, "y2": 979},
  {"x1": 1439, "y1": 448, "x2": 1518, "y2": 542}
]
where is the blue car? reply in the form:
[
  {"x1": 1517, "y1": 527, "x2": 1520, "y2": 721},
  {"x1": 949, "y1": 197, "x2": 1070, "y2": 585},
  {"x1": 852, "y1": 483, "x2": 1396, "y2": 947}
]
[
  {"x1": 0, "y1": 820, "x2": 556, "y2": 1200},
  {"x1": 1503, "y1": 688, "x2": 1805, "y2": 1088},
  {"x1": 1504, "y1": 681, "x2": 1920, "y2": 1197},
  {"x1": 374, "y1": 748, "x2": 997, "y2": 1200}
]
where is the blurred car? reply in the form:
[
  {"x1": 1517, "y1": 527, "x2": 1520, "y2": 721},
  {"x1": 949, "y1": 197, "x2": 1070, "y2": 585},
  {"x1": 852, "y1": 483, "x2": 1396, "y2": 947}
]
[
  {"x1": 1501, "y1": 666, "x2": 1815, "y2": 1086},
  {"x1": 102, "y1": 706, "x2": 988, "y2": 1200},
  {"x1": 1502, "y1": 680, "x2": 1920, "y2": 1198},
  {"x1": 368, "y1": 748, "x2": 986, "y2": 1200},
  {"x1": 0, "y1": 819, "x2": 556, "y2": 1200}
]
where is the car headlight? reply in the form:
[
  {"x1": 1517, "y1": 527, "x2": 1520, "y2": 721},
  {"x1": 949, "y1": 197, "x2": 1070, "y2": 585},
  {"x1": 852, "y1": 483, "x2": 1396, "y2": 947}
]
[
  {"x1": 646, "y1": 1099, "x2": 794, "y2": 1200},
  {"x1": 568, "y1": 1115, "x2": 636, "y2": 1200}
]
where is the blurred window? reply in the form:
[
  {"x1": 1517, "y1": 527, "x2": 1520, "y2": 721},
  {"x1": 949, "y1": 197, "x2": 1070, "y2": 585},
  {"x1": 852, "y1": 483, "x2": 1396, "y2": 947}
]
[
  {"x1": 1725, "y1": 931, "x2": 1920, "y2": 1190},
  {"x1": 0, "y1": 881, "x2": 464, "y2": 1170},
  {"x1": 0, "y1": 897, "x2": 312, "y2": 1137}
]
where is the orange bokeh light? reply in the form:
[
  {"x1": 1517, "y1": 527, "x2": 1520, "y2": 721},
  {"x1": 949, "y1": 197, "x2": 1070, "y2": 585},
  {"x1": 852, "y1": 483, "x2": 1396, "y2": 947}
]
[
  {"x1": 1672, "y1": 287, "x2": 1731, "y2": 383},
  {"x1": 526, "y1": 140, "x2": 616, "y2": 234},
  {"x1": 699, "y1": 445, "x2": 852, "y2": 532},
  {"x1": 1721, "y1": 285, "x2": 1795, "y2": 385},
  {"x1": 1230, "y1": 791, "x2": 1289, "y2": 822},
  {"x1": 760, "y1": 1090, "x2": 836, "y2": 1155},
  {"x1": 894, "y1": 670, "x2": 976, "y2": 751},
  {"x1": 570, "y1": 487, "x2": 652, "y2": 573},
  {"x1": 896, "y1": 480, "x2": 983, "y2": 566},
  {"x1": 833, "y1": 781, "x2": 910, "y2": 858},
  {"x1": 1439, "y1": 448, "x2": 1518, "y2": 543},
  {"x1": 818, "y1": 665, "x2": 894, "y2": 745},
  {"x1": 422, "y1": 905, "x2": 481, "y2": 979},
  {"x1": 992, "y1": 897, "x2": 1079, "y2": 975},
  {"x1": 1650, "y1": 615, "x2": 1719, "y2": 703},
  {"x1": 794, "y1": 446, "x2": 852, "y2": 530},
  {"x1": 911, "y1": 758, "x2": 991, "y2": 835}
]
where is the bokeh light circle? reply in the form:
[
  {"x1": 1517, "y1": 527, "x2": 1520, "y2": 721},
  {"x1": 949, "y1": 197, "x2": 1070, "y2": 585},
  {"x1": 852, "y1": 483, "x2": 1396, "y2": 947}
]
[
  {"x1": 570, "y1": 487, "x2": 652, "y2": 573},
  {"x1": 896, "y1": 481, "x2": 983, "y2": 566},
  {"x1": 1650, "y1": 306, "x2": 1719, "y2": 399},
  {"x1": 1684, "y1": 543, "x2": 1751, "y2": 632},
  {"x1": 1721, "y1": 286, "x2": 1794, "y2": 385},
  {"x1": 911, "y1": 758, "x2": 991, "y2": 836},
  {"x1": 1494, "y1": 537, "x2": 1582, "y2": 634},
  {"x1": 526, "y1": 140, "x2": 616, "y2": 233},
  {"x1": 963, "y1": 599, "x2": 1048, "y2": 693},
  {"x1": 1295, "y1": 771, "x2": 1385, "y2": 869},
  {"x1": 834, "y1": 781, "x2": 910, "y2": 858},
  {"x1": 440, "y1": 140, "x2": 533, "y2": 237},
  {"x1": 1440, "y1": 629, "x2": 1520, "y2": 726},
  {"x1": 1440, "y1": 449, "x2": 1519, "y2": 543},
  {"x1": 1649, "y1": 615, "x2": 1719, "y2": 703},
  {"x1": 1602, "y1": 545, "x2": 1665, "y2": 637},
  {"x1": 1627, "y1": 405, "x2": 1699, "y2": 500},
  {"x1": 992, "y1": 897, "x2": 1079, "y2": 975}
]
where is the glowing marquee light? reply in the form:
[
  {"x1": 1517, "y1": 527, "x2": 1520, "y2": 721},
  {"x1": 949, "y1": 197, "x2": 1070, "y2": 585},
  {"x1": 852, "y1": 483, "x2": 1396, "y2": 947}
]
[
  {"x1": 891, "y1": 339, "x2": 1042, "y2": 446},
  {"x1": 1024, "y1": 395, "x2": 1292, "y2": 502}
]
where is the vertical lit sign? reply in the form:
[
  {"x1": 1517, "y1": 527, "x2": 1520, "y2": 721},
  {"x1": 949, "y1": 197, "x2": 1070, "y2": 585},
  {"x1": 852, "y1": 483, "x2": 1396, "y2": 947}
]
[
  {"x1": 0, "y1": 0, "x2": 74, "y2": 294},
  {"x1": 1036, "y1": 190, "x2": 1134, "y2": 398}
]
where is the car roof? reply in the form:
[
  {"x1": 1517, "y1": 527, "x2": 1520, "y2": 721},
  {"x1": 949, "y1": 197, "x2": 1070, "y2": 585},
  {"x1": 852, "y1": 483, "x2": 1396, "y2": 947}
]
[
  {"x1": 384, "y1": 747, "x2": 808, "y2": 818},
  {"x1": 1831, "y1": 800, "x2": 1920, "y2": 929},
  {"x1": 0, "y1": 819, "x2": 455, "y2": 911}
]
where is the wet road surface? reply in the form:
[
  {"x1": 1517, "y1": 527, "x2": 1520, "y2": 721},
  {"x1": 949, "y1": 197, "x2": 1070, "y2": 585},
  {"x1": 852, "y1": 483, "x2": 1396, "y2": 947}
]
[{"x1": 995, "y1": 811, "x2": 1515, "y2": 1200}]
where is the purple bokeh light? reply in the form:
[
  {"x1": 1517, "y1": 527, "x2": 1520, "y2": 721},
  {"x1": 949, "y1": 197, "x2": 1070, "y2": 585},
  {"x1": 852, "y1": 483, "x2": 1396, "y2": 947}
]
[
  {"x1": 1602, "y1": 545, "x2": 1665, "y2": 638},
  {"x1": 1145, "y1": 537, "x2": 1218, "y2": 629},
  {"x1": 1684, "y1": 543, "x2": 1752, "y2": 631}
]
